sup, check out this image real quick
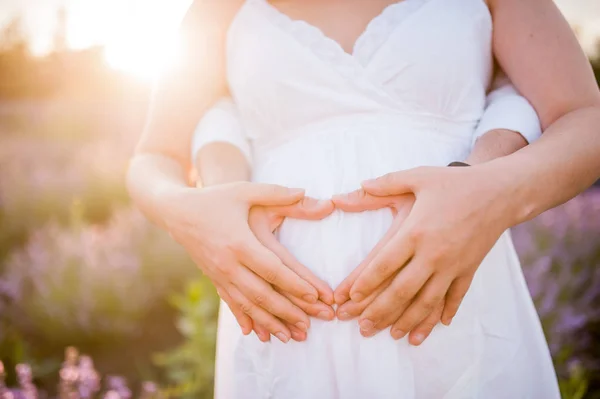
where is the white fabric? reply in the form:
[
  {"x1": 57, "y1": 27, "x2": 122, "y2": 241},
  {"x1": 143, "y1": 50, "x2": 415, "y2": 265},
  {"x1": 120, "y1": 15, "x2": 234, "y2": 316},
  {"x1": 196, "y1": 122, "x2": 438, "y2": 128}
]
[
  {"x1": 472, "y1": 71, "x2": 542, "y2": 146},
  {"x1": 192, "y1": 71, "x2": 541, "y2": 167},
  {"x1": 202, "y1": 0, "x2": 560, "y2": 397},
  {"x1": 191, "y1": 98, "x2": 252, "y2": 165}
]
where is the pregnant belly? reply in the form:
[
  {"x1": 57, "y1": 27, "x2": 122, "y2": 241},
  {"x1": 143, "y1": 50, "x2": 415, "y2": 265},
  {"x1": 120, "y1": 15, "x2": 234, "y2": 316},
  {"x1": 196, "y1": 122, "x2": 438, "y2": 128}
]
[{"x1": 251, "y1": 121, "x2": 472, "y2": 287}]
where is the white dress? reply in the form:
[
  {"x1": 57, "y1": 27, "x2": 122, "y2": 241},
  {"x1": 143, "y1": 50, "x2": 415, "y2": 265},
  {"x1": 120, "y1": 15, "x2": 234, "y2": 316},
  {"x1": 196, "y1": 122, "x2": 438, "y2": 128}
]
[{"x1": 192, "y1": 0, "x2": 560, "y2": 397}]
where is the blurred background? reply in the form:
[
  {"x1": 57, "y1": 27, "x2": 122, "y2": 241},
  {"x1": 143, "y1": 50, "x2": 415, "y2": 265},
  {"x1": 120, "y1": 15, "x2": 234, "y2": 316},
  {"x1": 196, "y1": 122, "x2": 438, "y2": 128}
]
[{"x1": 0, "y1": 0, "x2": 599, "y2": 398}]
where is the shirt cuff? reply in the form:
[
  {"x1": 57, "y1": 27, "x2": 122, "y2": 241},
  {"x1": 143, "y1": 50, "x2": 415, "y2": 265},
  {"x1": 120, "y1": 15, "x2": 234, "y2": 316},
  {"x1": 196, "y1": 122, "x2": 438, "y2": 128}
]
[
  {"x1": 473, "y1": 78, "x2": 542, "y2": 147},
  {"x1": 191, "y1": 98, "x2": 252, "y2": 165}
]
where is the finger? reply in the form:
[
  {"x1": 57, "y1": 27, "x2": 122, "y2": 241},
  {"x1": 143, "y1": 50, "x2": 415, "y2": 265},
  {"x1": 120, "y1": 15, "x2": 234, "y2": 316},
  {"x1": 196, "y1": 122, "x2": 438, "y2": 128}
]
[
  {"x1": 361, "y1": 167, "x2": 433, "y2": 197},
  {"x1": 274, "y1": 197, "x2": 335, "y2": 220},
  {"x1": 332, "y1": 189, "x2": 397, "y2": 212},
  {"x1": 238, "y1": 234, "x2": 319, "y2": 302},
  {"x1": 228, "y1": 284, "x2": 291, "y2": 343},
  {"x1": 234, "y1": 266, "x2": 311, "y2": 331},
  {"x1": 240, "y1": 183, "x2": 305, "y2": 206},
  {"x1": 406, "y1": 298, "x2": 445, "y2": 345},
  {"x1": 279, "y1": 290, "x2": 335, "y2": 321},
  {"x1": 358, "y1": 261, "x2": 431, "y2": 337},
  {"x1": 350, "y1": 222, "x2": 415, "y2": 302},
  {"x1": 215, "y1": 283, "x2": 253, "y2": 335},
  {"x1": 336, "y1": 276, "x2": 393, "y2": 321},
  {"x1": 252, "y1": 321, "x2": 271, "y2": 342},
  {"x1": 389, "y1": 275, "x2": 452, "y2": 343},
  {"x1": 259, "y1": 231, "x2": 334, "y2": 305},
  {"x1": 334, "y1": 212, "x2": 409, "y2": 304},
  {"x1": 334, "y1": 203, "x2": 411, "y2": 305},
  {"x1": 287, "y1": 323, "x2": 308, "y2": 342},
  {"x1": 441, "y1": 275, "x2": 473, "y2": 325}
]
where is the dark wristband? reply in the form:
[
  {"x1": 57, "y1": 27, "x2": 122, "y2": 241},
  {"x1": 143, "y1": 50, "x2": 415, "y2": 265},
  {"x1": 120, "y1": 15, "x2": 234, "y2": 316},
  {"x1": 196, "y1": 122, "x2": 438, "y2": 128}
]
[{"x1": 447, "y1": 161, "x2": 471, "y2": 167}]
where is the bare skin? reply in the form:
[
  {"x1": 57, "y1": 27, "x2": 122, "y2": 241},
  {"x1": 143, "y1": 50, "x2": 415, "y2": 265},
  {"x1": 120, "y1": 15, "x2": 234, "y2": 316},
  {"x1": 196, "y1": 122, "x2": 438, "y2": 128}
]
[{"x1": 127, "y1": 0, "x2": 600, "y2": 343}]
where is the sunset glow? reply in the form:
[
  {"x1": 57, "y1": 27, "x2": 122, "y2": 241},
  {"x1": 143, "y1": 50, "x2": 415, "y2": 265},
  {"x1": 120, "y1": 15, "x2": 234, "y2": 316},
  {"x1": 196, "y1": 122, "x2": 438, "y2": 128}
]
[{"x1": 66, "y1": 1, "x2": 190, "y2": 80}]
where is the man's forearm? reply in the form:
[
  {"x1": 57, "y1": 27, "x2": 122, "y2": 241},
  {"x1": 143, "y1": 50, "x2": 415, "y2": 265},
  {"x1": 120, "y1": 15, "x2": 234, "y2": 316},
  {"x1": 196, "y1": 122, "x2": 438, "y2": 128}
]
[
  {"x1": 195, "y1": 142, "x2": 251, "y2": 187},
  {"x1": 466, "y1": 128, "x2": 528, "y2": 165},
  {"x1": 485, "y1": 105, "x2": 600, "y2": 225}
]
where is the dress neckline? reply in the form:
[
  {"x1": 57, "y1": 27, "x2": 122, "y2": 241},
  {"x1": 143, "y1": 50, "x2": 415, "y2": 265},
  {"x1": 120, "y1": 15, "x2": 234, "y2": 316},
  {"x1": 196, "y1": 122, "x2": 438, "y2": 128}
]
[{"x1": 252, "y1": 0, "x2": 428, "y2": 69}]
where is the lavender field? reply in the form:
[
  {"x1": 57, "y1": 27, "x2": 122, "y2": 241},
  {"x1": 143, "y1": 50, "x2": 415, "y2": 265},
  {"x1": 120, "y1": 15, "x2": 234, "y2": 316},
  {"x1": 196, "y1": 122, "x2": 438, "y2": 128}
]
[{"x1": 0, "y1": 98, "x2": 599, "y2": 398}]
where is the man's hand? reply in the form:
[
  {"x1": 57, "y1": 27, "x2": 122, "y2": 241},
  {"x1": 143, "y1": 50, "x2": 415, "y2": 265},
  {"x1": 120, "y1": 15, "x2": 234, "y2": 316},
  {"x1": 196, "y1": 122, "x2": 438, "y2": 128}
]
[{"x1": 343, "y1": 166, "x2": 511, "y2": 344}]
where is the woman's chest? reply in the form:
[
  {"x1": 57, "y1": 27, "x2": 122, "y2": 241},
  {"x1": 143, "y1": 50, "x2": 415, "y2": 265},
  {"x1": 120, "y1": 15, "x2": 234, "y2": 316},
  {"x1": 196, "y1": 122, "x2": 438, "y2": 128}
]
[
  {"x1": 267, "y1": 0, "x2": 407, "y2": 55},
  {"x1": 226, "y1": 0, "x2": 494, "y2": 130}
]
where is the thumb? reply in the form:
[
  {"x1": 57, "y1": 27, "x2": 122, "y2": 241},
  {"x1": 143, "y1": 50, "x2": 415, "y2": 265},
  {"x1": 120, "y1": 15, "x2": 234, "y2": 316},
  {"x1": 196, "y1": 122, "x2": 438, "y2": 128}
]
[
  {"x1": 241, "y1": 183, "x2": 306, "y2": 206},
  {"x1": 361, "y1": 167, "x2": 426, "y2": 196},
  {"x1": 332, "y1": 189, "x2": 396, "y2": 212}
]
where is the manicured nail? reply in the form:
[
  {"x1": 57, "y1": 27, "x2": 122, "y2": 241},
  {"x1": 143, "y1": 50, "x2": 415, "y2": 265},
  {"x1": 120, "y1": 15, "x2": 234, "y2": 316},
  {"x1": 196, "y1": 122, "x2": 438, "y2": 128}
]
[
  {"x1": 303, "y1": 294, "x2": 318, "y2": 304},
  {"x1": 351, "y1": 292, "x2": 365, "y2": 302},
  {"x1": 338, "y1": 311, "x2": 352, "y2": 320},
  {"x1": 317, "y1": 310, "x2": 333, "y2": 320},
  {"x1": 275, "y1": 332, "x2": 290, "y2": 343},
  {"x1": 391, "y1": 328, "x2": 406, "y2": 340},
  {"x1": 290, "y1": 330, "x2": 305, "y2": 341},
  {"x1": 295, "y1": 322, "x2": 308, "y2": 332},
  {"x1": 442, "y1": 317, "x2": 452, "y2": 326},
  {"x1": 411, "y1": 333, "x2": 425, "y2": 346},
  {"x1": 359, "y1": 319, "x2": 374, "y2": 331}
]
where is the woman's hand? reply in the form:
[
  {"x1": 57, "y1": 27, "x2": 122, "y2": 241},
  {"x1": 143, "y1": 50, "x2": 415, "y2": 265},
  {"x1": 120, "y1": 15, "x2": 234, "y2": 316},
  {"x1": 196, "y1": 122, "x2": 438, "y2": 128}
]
[
  {"x1": 340, "y1": 166, "x2": 510, "y2": 344},
  {"x1": 162, "y1": 181, "x2": 333, "y2": 343},
  {"x1": 331, "y1": 189, "x2": 444, "y2": 344},
  {"x1": 227, "y1": 197, "x2": 336, "y2": 342}
]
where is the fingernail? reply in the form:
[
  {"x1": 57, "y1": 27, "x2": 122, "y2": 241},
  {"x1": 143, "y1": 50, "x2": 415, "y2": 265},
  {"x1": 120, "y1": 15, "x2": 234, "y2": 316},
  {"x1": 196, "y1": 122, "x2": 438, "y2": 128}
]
[
  {"x1": 391, "y1": 328, "x2": 406, "y2": 340},
  {"x1": 290, "y1": 188, "x2": 306, "y2": 195},
  {"x1": 295, "y1": 322, "x2": 308, "y2": 332},
  {"x1": 338, "y1": 311, "x2": 351, "y2": 321},
  {"x1": 258, "y1": 332, "x2": 270, "y2": 342},
  {"x1": 334, "y1": 293, "x2": 348, "y2": 305},
  {"x1": 411, "y1": 333, "x2": 425, "y2": 346},
  {"x1": 303, "y1": 294, "x2": 318, "y2": 304},
  {"x1": 359, "y1": 319, "x2": 374, "y2": 331},
  {"x1": 350, "y1": 292, "x2": 365, "y2": 302},
  {"x1": 291, "y1": 330, "x2": 305, "y2": 341},
  {"x1": 362, "y1": 329, "x2": 377, "y2": 338},
  {"x1": 442, "y1": 317, "x2": 452, "y2": 326},
  {"x1": 317, "y1": 310, "x2": 333, "y2": 321},
  {"x1": 275, "y1": 332, "x2": 290, "y2": 343}
]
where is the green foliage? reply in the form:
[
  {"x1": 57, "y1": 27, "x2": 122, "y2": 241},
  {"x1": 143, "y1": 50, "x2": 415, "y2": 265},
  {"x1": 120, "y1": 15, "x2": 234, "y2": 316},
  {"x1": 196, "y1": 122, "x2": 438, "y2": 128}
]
[{"x1": 153, "y1": 278, "x2": 220, "y2": 399}]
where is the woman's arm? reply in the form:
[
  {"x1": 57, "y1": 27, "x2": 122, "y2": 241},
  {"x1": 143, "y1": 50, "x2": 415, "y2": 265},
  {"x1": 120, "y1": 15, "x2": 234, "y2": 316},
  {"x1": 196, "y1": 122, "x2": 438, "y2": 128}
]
[
  {"x1": 486, "y1": 0, "x2": 600, "y2": 222},
  {"x1": 127, "y1": 1, "x2": 326, "y2": 343}
]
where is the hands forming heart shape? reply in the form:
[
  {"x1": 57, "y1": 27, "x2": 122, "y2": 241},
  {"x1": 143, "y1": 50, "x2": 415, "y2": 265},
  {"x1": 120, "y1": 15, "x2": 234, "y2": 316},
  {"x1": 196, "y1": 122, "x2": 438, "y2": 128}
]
[{"x1": 193, "y1": 166, "x2": 502, "y2": 346}]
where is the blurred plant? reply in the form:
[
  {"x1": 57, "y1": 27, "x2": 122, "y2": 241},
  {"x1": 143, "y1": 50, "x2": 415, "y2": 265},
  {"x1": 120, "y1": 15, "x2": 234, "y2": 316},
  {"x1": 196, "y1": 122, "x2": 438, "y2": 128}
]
[
  {"x1": 1, "y1": 207, "x2": 195, "y2": 347},
  {"x1": 513, "y1": 188, "x2": 600, "y2": 398},
  {"x1": 153, "y1": 278, "x2": 219, "y2": 399}
]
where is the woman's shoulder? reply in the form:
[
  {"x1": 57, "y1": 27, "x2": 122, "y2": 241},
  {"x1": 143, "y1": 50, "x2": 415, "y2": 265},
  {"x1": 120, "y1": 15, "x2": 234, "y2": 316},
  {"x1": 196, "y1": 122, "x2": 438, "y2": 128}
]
[{"x1": 181, "y1": 0, "x2": 246, "y2": 37}]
